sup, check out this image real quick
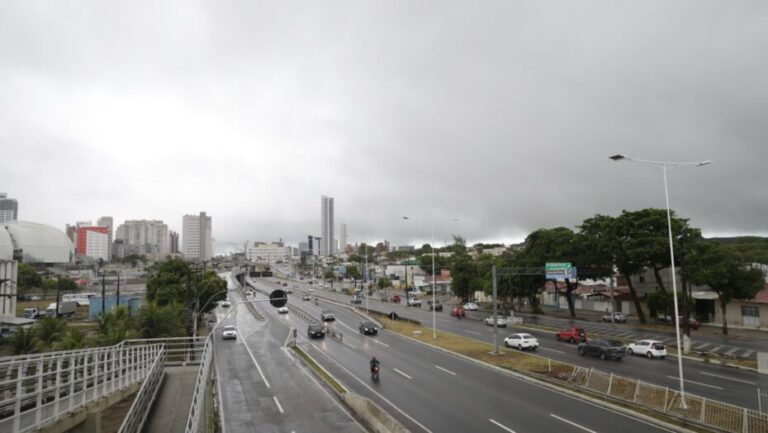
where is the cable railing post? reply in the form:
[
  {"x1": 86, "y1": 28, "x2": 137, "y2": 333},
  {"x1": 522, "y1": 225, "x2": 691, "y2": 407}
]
[
  {"x1": 54, "y1": 356, "x2": 63, "y2": 420},
  {"x1": 13, "y1": 362, "x2": 24, "y2": 433}
]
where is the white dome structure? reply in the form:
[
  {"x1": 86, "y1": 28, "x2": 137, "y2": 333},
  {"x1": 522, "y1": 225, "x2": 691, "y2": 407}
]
[
  {"x1": 0, "y1": 228, "x2": 12, "y2": 261},
  {"x1": 2, "y1": 221, "x2": 74, "y2": 263}
]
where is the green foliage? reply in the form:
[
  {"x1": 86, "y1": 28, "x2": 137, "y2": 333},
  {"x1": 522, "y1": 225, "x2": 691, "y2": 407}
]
[
  {"x1": 96, "y1": 306, "x2": 137, "y2": 345},
  {"x1": 10, "y1": 327, "x2": 37, "y2": 355},
  {"x1": 17, "y1": 263, "x2": 42, "y2": 292},
  {"x1": 58, "y1": 278, "x2": 79, "y2": 292},
  {"x1": 646, "y1": 290, "x2": 673, "y2": 318},
  {"x1": 714, "y1": 237, "x2": 768, "y2": 264},
  {"x1": 686, "y1": 241, "x2": 764, "y2": 334},
  {"x1": 449, "y1": 252, "x2": 480, "y2": 302},
  {"x1": 57, "y1": 329, "x2": 90, "y2": 351},
  {"x1": 35, "y1": 316, "x2": 67, "y2": 350},
  {"x1": 377, "y1": 277, "x2": 391, "y2": 290},
  {"x1": 346, "y1": 265, "x2": 361, "y2": 280},
  {"x1": 146, "y1": 259, "x2": 227, "y2": 315},
  {"x1": 138, "y1": 302, "x2": 187, "y2": 338}
]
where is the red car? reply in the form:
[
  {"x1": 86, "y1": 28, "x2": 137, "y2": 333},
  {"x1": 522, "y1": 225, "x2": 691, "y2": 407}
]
[
  {"x1": 390, "y1": 295, "x2": 401, "y2": 303},
  {"x1": 556, "y1": 327, "x2": 587, "y2": 343},
  {"x1": 450, "y1": 306, "x2": 466, "y2": 317},
  {"x1": 664, "y1": 316, "x2": 700, "y2": 330}
]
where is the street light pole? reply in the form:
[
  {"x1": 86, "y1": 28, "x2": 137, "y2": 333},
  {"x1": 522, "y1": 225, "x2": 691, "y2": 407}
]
[{"x1": 610, "y1": 154, "x2": 711, "y2": 409}]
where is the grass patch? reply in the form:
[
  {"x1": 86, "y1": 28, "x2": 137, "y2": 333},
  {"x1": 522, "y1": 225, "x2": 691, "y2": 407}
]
[{"x1": 292, "y1": 345, "x2": 347, "y2": 395}]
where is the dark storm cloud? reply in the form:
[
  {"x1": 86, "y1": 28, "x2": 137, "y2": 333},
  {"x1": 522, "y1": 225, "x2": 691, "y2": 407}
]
[{"x1": 1, "y1": 1, "x2": 766, "y2": 251}]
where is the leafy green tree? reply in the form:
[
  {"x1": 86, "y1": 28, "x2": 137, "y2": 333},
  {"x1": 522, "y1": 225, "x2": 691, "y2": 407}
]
[
  {"x1": 686, "y1": 241, "x2": 764, "y2": 334},
  {"x1": 346, "y1": 265, "x2": 361, "y2": 280},
  {"x1": 449, "y1": 252, "x2": 479, "y2": 302},
  {"x1": 138, "y1": 302, "x2": 186, "y2": 338},
  {"x1": 17, "y1": 263, "x2": 42, "y2": 293},
  {"x1": 96, "y1": 306, "x2": 137, "y2": 345},
  {"x1": 646, "y1": 290, "x2": 674, "y2": 318},
  {"x1": 10, "y1": 327, "x2": 37, "y2": 354},
  {"x1": 377, "y1": 277, "x2": 391, "y2": 290},
  {"x1": 146, "y1": 259, "x2": 226, "y2": 317},
  {"x1": 35, "y1": 317, "x2": 67, "y2": 350},
  {"x1": 58, "y1": 278, "x2": 79, "y2": 292}
]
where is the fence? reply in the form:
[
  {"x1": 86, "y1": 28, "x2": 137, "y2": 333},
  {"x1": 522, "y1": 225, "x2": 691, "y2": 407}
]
[
  {"x1": 184, "y1": 336, "x2": 214, "y2": 433},
  {"x1": 0, "y1": 343, "x2": 165, "y2": 433},
  {"x1": 123, "y1": 337, "x2": 208, "y2": 366},
  {"x1": 759, "y1": 388, "x2": 767, "y2": 414},
  {"x1": 117, "y1": 345, "x2": 167, "y2": 433},
  {"x1": 568, "y1": 366, "x2": 768, "y2": 433}
]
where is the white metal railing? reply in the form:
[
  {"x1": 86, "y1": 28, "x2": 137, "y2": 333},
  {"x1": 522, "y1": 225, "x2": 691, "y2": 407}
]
[
  {"x1": 0, "y1": 343, "x2": 165, "y2": 433},
  {"x1": 117, "y1": 345, "x2": 167, "y2": 433},
  {"x1": 123, "y1": 337, "x2": 207, "y2": 366},
  {"x1": 184, "y1": 336, "x2": 214, "y2": 433},
  {"x1": 569, "y1": 366, "x2": 768, "y2": 433}
]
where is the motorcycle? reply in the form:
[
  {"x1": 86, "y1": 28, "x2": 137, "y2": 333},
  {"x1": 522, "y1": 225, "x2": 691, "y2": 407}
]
[{"x1": 371, "y1": 365, "x2": 380, "y2": 382}]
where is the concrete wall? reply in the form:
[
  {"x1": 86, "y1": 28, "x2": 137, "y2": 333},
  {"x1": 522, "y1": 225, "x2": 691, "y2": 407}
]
[
  {"x1": 340, "y1": 393, "x2": 410, "y2": 433},
  {"x1": 715, "y1": 301, "x2": 768, "y2": 329}
]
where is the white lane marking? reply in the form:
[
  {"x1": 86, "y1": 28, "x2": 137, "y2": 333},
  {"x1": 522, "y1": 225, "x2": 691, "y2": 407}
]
[
  {"x1": 435, "y1": 365, "x2": 457, "y2": 376},
  {"x1": 301, "y1": 339, "x2": 434, "y2": 433},
  {"x1": 550, "y1": 414, "x2": 597, "y2": 433},
  {"x1": 465, "y1": 330, "x2": 482, "y2": 336},
  {"x1": 693, "y1": 342, "x2": 711, "y2": 350},
  {"x1": 215, "y1": 359, "x2": 228, "y2": 433},
  {"x1": 393, "y1": 368, "x2": 412, "y2": 380},
  {"x1": 743, "y1": 350, "x2": 754, "y2": 358},
  {"x1": 489, "y1": 418, "x2": 516, "y2": 433},
  {"x1": 337, "y1": 320, "x2": 358, "y2": 334},
  {"x1": 665, "y1": 375, "x2": 724, "y2": 390},
  {"x1": 371, "y1": 339, "x2": 390, "y2": 347},
  {"x1": 538, "y1": 347, "x2": 566, "y2": 354},
  {"x1": 242, "y1": 336, "x2": 271, "y2": 388},
  {"x1": 701, "y1": 371, "x2": 756, "y2": 385},
  {"x1": 724, "y1": 347, "x2": 740, "y2": 356},
  {"x1": 273, "y1": 396, "x2": 284, "y2": 414},
  {"x1": 710, "y1": 345, "x2": 723, "y2": 352}
]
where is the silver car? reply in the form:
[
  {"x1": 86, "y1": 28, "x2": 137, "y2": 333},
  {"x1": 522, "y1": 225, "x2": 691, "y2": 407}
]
[
  {"x1": 504, "y1": 333, "x2": 539, "y2": 350},
  {"x1": 484, "y1": 315, "x2": 508, "y2": 327}
]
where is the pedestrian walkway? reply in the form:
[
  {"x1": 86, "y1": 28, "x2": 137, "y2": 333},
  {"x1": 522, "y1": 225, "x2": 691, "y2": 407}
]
[{"x1": 144, "y1": 366, "x2": 199, "y2": 433}]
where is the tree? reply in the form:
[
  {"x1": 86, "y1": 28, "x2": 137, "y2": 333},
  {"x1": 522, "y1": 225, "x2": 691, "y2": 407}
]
[
  {"x1": 449, "y1": 252, "x2": 479, "y2": 302},
  {"x1": 137, "y1": 302, "x2": 186, "y2": 338},
  {"x1": 346, "y1": 266, "x2": 361, "y2": 280},
  {"x1": 58, "y1": 278, "x2": 79, "y2": 292},
  {"x1": 686, "y1": 241, "x2": 764, "y2": 334},
  {"x1": 16, "y1": 263, "x2": 41, "y2": 293},
  {"x1": 377, "y1": 277, "x2": 391, "y2": 291},
  {"x1": 96, "y1": 306, "x2": 137, "y2": 345},
  {"x1": 57, "y1": 329, "x2": 90, "y2": 350},
  {"x1": 35, "y1": 317, "x2": 67, "y2": 350},
  {"x1": 10, "y1": 326, "x2": 37, "y2": 354}
]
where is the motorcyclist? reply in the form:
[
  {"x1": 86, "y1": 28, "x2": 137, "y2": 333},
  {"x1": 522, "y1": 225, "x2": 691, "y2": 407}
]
[{"x1": 369, "y1": 356, "x2": 380, "y2": 373}]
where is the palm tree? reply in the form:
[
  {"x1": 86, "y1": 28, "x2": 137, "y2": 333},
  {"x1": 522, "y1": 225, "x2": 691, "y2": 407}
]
[
  {"x1": 57, "y1": 329, "x2": 90, "y2": 350},
  {"x1": 10, "y1": 327, "x2": 37, "y2": 355},
  {"x1": 35, "y1": 317, "x2": 67, "y2": 350},
  {"x1": 138, "y1": 302, "x2": 185, "y2": 338}
]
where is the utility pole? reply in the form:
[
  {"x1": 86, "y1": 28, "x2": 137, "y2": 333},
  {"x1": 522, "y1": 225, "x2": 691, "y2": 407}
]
[
  {"x1": 55, "y1": 275, "x2": 61, "y2": 317},
  {"x1": 101, "y1": 270, "x2": 106, "y2": 315},
  {"x1": 116, "y1": 272, "x2": 121, "y2": 307},
  {"x1": 492, "y1": 266, "x2": 499, "y2": 354}
]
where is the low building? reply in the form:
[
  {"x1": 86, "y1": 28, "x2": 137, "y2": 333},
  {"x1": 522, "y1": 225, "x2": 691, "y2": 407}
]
[
  {"x1": 0, "y1": 316, "x2": 35, "y2": 338},
  {"x1": 542, "y1": 281, "x2": 635, "y2": 315},
  {"x1": 88, "y1": 295, "x2": 142, "y2": 319},
  {"x1": 247, "y1": 242, "x2": 290, "y2": 263},
  {"x1": 417, "y1": 269, "x2": 452, "y2": 294},
  {"x1": 713, "y1": 286, "x2": 768, "y2": 330}
]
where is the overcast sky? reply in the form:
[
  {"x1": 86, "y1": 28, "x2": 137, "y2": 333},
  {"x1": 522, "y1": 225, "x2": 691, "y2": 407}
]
[{"x1": 2, "y1": 1, "x2": 766, "y2": 254}]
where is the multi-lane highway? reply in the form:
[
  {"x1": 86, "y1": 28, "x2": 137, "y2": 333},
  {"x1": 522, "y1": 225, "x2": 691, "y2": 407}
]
[
  {"x1": 244, "y1": 276, "x2": 689, "y2": 433},
  {"x1": 213, "y1": 275, "x2": 365, "y2": 433},
  {"x1": 278, "y1": 276, "x2": 767, "y2": 411}
]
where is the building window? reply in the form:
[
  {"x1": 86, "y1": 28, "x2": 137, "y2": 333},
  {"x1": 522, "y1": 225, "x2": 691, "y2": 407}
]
[
  {"x1": 742, "y1": 305, "x2": 759, "y2": 318},
  {"x1": 638, "y1": 275, "x2": 645, "y2": 283}
]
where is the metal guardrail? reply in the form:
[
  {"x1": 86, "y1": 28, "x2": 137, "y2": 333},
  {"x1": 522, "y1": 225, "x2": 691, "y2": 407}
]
[
  {"x1": 569, "y1": 366, "x2": 768, "y2": 432},
  {"x1": 184, "y1": 337, "x2": 214, "y2": 433},
  {"x1": 123, "y1": 337, "x2": 207, "y2": 366},
  {"x1": 117, "y1": 345, "x2": 167, "y2": 433},
  {"x1": 0, "y1": 343, "x2": 165, "y2": 433}
]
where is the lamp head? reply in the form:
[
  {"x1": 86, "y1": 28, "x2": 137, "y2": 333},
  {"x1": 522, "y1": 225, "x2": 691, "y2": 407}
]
[
  {"x1": 609, "y1": 154, "x2": 627, "y2": 161},
  {"x1": 697, "y1": 160, "x2": 712, "y2": 167}
]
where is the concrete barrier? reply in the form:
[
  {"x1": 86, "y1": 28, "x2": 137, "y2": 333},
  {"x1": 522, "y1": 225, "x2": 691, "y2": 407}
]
[{"x1": 340, "y1": 393, "x2": 411, "y2": 433}]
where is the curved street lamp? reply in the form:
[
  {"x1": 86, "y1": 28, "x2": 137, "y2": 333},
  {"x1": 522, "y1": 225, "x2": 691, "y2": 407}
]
[{"x1": 610, "y1": 154, "x2": 711, "y2": 409}]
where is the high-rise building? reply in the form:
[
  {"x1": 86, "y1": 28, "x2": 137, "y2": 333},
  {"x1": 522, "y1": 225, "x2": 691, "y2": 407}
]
[
  {"x1": 114, "y1": 220, "x2": 169, "y2": 260},
  {"x1": 169, "y1": 231, "x2": 179, "y2": 254},
  {"x1": 320, "y1": 195, "x2": 335, "y2": 256},
  {"x1": 76, "y1": 226, "x2": 109, "y2": 261},
  {"x1": 0, "y1": 193, "x2": 18, "y2": 223},
  {"x1": 246, "y1": 242, "x2": 290, "y2": 263},
  {"x1": 182, "y1": 212, "x2": 212, "y2": 261},
  {"x1": 307, "y1": 236, "x2": 314, "y2": 256},
  {"x1": 97, "y1": 216, "x2": 113, "y2": 260},
  {"x1": 339, "y1": 223, "x2": 347, "y2": 255}
]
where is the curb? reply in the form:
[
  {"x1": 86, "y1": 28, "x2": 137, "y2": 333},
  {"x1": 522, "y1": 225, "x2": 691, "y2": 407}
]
[{"x1": 384, "y1": 329, "x2": 697, "y2": 433}]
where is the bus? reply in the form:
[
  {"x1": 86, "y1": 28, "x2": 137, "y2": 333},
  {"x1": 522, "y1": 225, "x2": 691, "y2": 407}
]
[{"x1": 62, "y1": 292, "x2": 98, "y2": 306}]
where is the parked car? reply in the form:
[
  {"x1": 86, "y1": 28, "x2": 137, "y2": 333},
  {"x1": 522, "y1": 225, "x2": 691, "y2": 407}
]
[
  {"x1": 627, "y1": 340, "x2": 667, "y2": 359},
  {"x1": 555, "y1": 327, "x2": 586, "y2": 343},
  {"x1": 484, "y1": 315, "x2": 508, "y2": 327},
  {"x1": 359, "y1": 321, "x2": 378, "y2": 335},
  {"x1": 277, "y1": 306, "x2": 289, "y2": 314},
  {"x1": 221, "y1": 325, "x2": 237, "y2": 340},
  {"x1": 662, "y1": 315, "x2": 701, "y2": 330},
  {"x1": 350, "y1": 296, "x2": 362, "y2": 304},
  {"x1": 22, "y1": 308, "x2": 42, "y2": 319},
  {"x1": 426, "y1": 300, "x2": 443, "y2": 312},
  {"x1": 307, "y1": 323, "x2": 325, "y2": 338},
  {"x1": 302, "y1": 294, "x2": 311, "y2": 301},
  {"x1": 578, "y1": 339, "x2": 626, "y2": 360},
  {"x1": 321, "y1": 311, "x2": 336, "y2": 322},
  {"x1": 450, "y1": 306, "x2": 466, "y2": 317},
  {"x1": 463, "y1": 302, "x2": 479, "y2": 311},
  {"x1": 308, "y1": 288, "x2": 315, "y2": 293},
  {"x1": 504, "y1": 333, "x2": 539, "y2": 350},
  {"x1": 390, "y1": 295, "x2": 401, "y2": 303},
  {"x1": 220, "y1": 300, "x2": 231, "y2": 308},
  {"x1": 602, "y1": 312, "x2": 627, "y2": 323}
]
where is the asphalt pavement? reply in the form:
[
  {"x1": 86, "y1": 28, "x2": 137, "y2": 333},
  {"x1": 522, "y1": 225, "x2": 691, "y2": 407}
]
[
  {"x1": 282, "y1": 277, "x2": 767, "y2": 411},
  {"x1": 213, "y1": 278, "x2": 365, "y2": 433},
  {"x1": 247, "y1": 277, "x2": 686, "y2": 433}
]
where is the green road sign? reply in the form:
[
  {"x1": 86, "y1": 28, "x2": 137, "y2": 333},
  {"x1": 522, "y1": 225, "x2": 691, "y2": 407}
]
[{"x1": 545, "y1": 262, "x2": 574, "y2": 280}]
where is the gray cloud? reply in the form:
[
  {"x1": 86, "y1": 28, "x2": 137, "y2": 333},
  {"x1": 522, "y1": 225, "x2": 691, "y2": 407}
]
[{"x1": 1, "y1": 1, "x2": 766, "y2": 252}]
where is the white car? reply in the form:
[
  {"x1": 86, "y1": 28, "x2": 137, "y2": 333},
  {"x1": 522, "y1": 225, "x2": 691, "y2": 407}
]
[
  {"x1": 504, "y1": 333, "x2": 539, "y2": 350},
  {"x1": 484, "y1": 315, "x2": 508, "y2": 327},
  {"x1": 220, "y1": 300, "x2": 232, "y2": 308},
  {"x1": 308, "y1": 288, "x2": 315, "y2": 293},
  {"x1": 463, "y1": 302, "x2": 479, "y2": 311},
  {"x1": 627, "y1": 340, "x2": 667, "y2": 359},
  {"x1": 221, "y1": 325, "x2": 237, "y2": 340},
  {"x1": 277, "y1": 306, "x2": 289, "y2": 314},
  {"x1": 407, "y1": 298, "x2": 422, "y2": 307}
]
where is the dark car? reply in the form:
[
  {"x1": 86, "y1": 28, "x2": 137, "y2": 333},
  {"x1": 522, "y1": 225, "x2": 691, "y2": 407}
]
[
  {"x1": 321, "y1": 311, "x2": 336, "y2": 322},
  {"x1": 578, "y1": 339, "x2": 626, "y2": 360},
  {"x1": 426, "y1": 300, "x2": 443, "y2": 312},
  {"x1": 359, "y1": 321, "x2": 378, "y2": 335},
  {"x1": 307, "y1": 323, "x2": 325, "y2": 339}
]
